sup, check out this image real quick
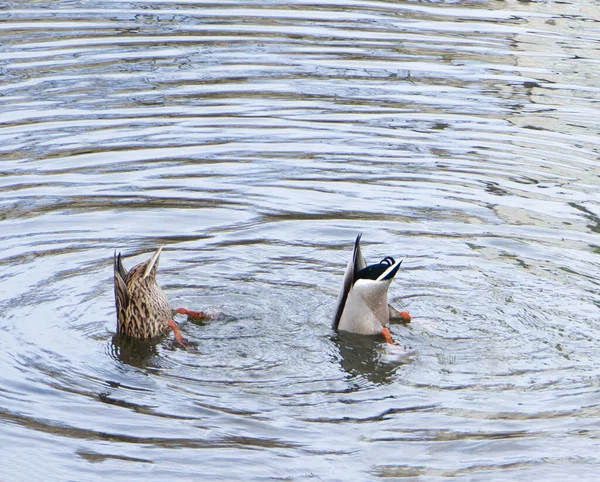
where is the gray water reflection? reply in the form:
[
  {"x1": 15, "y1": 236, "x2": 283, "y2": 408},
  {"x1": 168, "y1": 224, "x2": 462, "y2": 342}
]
[
  {"x1": 332, "y1": 331, "x2": 416, "y2": 385},
  {"x1": 1, "y1": 0, "x2": 600, "y2": 480}
]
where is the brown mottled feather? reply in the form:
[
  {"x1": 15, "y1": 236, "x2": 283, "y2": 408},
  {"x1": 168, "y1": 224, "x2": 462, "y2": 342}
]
[{"x1": 113, "y1": 247, "x2": 173, "y2": 339}]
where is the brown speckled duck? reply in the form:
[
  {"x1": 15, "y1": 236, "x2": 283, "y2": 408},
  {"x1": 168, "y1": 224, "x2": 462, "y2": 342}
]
[{"x1": 114, "y1": 246, "x2": 207, "y2": 346}]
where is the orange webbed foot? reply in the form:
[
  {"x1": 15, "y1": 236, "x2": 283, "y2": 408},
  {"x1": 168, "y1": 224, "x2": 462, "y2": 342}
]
[
  {"x1": 176, "y1": 307, "x2": 211, "y2": 319},
  {"x1": 167, "y1": 319, "x2": 195, "y2": 350},
  {"x1": 399, "y1": 311, "x2": 411, "y2": 323},
  {"x1": 381, "y1": 327, "x2": 399, "y2": 345}
]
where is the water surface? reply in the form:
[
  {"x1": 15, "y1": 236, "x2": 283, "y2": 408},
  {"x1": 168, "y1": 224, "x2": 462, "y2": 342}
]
[{"x1": 1, "y1": 0, "x2": 600, "y2": 480}]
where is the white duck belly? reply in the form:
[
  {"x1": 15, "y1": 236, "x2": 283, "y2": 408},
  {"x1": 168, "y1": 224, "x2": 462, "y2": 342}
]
[{"x1": 337, "y1": 278, "x2": 392, "y2": 335}]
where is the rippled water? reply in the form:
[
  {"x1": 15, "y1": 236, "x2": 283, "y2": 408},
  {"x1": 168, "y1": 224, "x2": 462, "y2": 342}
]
[{"x1": 1, "y1": 0, "x2": 600, "y2": 479}]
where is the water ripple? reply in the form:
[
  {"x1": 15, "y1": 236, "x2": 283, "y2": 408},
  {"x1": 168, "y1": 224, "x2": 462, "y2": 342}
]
[{"x1": 1, "y1": 0, "x2": 600, "y2": 480}]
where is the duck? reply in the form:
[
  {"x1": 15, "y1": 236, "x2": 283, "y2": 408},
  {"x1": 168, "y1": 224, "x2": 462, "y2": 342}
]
[
  {"x1": 332, "y1": 234, "x2": 411, "y2": 344},
  {"x1": 114, "y1": 246, "x2": 208, "y2": 346}
]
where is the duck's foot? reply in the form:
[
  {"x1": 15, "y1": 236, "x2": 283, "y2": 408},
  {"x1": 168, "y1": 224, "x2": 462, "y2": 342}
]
[
  {"x1": 389, "y1": 305, "x2": 412, "y2": 324},
  {"x1": 176, "y1": 307, "x2": 211, "y2": 319},
  {"x1": 168, "y1": 319, "x2": 194, "y2": 350},
  {"x1": 399, "y1": 311, "x2": 412, "y2": 324},
  {"x1": 381, "y1": 327, "x2": 399, "y2": 345}
]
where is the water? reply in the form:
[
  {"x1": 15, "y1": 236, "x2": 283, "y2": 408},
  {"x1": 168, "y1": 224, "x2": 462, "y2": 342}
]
[{"x1": 1, "y1": 0, "x2": 600, "y2": 480}]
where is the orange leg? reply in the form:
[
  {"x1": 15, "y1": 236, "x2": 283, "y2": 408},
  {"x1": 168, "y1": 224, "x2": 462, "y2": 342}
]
[
  {"x1": 381, "y1": 327, "x2": 399, "y2": 345},
  {"x1": 168, "y1": 319, "x2": 193, "y2": 349},
  {"x1": 399, "y1": 311, "x2": 412, "y2": 323},
  {"x1": 176, "y1": 307, "x2": 211, "y2": 319}
]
